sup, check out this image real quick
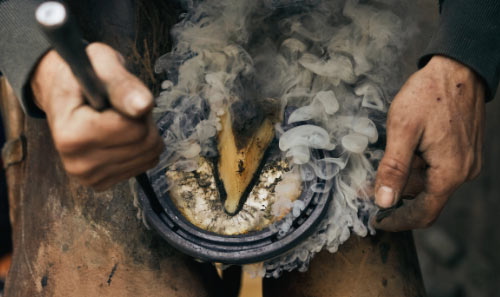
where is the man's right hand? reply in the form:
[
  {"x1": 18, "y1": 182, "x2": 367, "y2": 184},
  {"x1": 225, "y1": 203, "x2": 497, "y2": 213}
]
[{"x1": 31, "y1": 42, "x2": 164, "y2": 190}]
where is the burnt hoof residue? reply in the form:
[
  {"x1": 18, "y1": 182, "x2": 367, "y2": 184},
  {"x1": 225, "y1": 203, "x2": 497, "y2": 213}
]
[
  {"x1": 41, "y1": 275, "x2": 48, "y2": 288},
  {"x1": 107, "y1": 263, "x2": 118, "y2": 286}
]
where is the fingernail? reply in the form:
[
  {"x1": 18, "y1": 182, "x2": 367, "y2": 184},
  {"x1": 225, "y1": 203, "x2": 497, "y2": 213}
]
[
  {"x1": 376, "y1": 186, "x2": 395, "y2": 208},
  {"x1": 132, "y1": 95, "x2": 150, "y2": 112},
  {"x1": 128, "y1": 91, "x2": 151, "y2": 115}
]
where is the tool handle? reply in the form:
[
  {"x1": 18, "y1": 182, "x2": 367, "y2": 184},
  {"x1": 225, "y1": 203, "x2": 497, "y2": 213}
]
[{"x1": 36, "y1": 1, "x2": 109, "y2": 111}]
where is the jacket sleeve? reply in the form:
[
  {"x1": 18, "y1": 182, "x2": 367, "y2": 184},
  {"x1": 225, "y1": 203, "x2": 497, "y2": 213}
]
[
  {"x1": 419, "y1": 0, "x2": 500, "y2": 101},
  {"x1": 0, "y1": 0, "x2": 50, "y2": 117}
]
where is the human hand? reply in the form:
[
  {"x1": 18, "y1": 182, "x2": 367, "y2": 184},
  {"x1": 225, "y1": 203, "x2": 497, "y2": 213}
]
[
  {"x1": 372, "y1": 55, "x2": 485, "y2": 231},
  {"x1": 31, "y1": 42, "x2": 164, "y2": 190}
]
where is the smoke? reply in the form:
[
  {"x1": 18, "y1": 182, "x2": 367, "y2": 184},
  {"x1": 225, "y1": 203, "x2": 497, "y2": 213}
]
[{"x1": 152, "y1": 0, "x2": 417, "y2": 277}]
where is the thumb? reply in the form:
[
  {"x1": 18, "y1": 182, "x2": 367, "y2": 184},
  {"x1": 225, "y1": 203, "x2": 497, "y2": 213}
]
[
  {"x1": 375, "y1": 107, "x2": 421, "y2": 208},
  {"x1": 87, "y1": 43, "x2": 154, "y2": 118},
  {"x1": 106, "y1": 73, "x2": 153, "y2": 118}
]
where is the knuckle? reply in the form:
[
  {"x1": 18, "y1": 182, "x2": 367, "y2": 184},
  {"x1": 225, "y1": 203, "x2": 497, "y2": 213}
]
[
  {"x1": 453, "y1": 168, "x2": 469, "y2": 185},
  {"x1": 387, "y1": 112, "x2": 418, "y2": 131},
  {"x1": 447, "y1": 171, "x2": 466, "y2": 187},
  {"x1": 53, "y1": 128, "x2": 85, "y2": 153},
  {"x1": 419, "y1": 214, "x2": 438, "y2": 229},
  {"x1": 63, "y1": 160, "x2": 94, "y2": 178},
  {"x1": 107, "y1": 74, "x2": 130, "y2": 92},
  {"x1": 439, "y1": 163, "x2": 468, "y2": 187},
  {"x1": 103, "y1": 115, "x2": 146, "y2": 144},
  {"x1": 378, "y1": 157, "x2": 410, "y2": 180},
  {"x1": 117, "y1": 120, "x2": 150, "y2": 143},
  {"x1": 430, "y1": 180, "x2": 454, "y2": 198}
]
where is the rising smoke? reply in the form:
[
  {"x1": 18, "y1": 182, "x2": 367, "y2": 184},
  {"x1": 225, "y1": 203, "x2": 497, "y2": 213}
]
[{"x1": 152, "y1": 0, "x2": 417, "y2": 277}]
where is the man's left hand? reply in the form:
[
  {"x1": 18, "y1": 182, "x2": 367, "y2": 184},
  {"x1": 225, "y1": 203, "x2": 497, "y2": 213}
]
[{"x1": 372, "y1": 55, "x2": 485, "y2": 231}]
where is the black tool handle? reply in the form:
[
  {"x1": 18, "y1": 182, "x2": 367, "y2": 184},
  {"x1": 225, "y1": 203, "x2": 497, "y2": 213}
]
[
  {"x1": 36, "y1": 2, "x2": 162, "y2": 209},
  {"x1": 36, "y1": 1, "x2": 109, "y2": 111}
]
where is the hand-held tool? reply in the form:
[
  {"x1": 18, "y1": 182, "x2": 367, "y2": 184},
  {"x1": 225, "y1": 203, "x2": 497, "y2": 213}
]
[{"x1": 35, "y1": 1, "x2": 163, "y2": 211}]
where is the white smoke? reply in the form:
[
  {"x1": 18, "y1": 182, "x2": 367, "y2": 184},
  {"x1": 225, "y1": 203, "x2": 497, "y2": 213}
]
[{"x1": 152, "y1": 0, "x2": 417, "y2": 277}]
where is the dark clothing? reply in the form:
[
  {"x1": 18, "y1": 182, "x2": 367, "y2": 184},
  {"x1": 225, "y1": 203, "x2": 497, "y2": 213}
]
[
  {"x1": 0, "y1": 0, "x2": 50, "y2": 117},
  {"x1": 0, "y1": 0, "x2": 137, "y2": 117},
  {"x1": 419, "y1": 0, "x2": 500, "y2": 100},
  {"x1": 1, "y1": 0, "x2": 500, "y2": 117}
]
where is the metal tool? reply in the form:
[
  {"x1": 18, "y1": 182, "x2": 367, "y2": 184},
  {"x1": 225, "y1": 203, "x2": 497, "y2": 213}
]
[{"x1": 35, "y1": 1, "x2": 162, "y2": 211}]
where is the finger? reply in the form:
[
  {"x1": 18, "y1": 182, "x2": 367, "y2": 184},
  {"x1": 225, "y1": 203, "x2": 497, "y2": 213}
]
[
  {"x1": 371, "y1": 190, "x2": 447, "y2": 231},
  {"x1": 401, "y1": 155, "x2": 426, "y2": 198},
  {"x1": 93, "y1": 158, "x2": 159, "y2": 191},
  {"x1": 375, "y1": 105, "x2": 422, "y2": 208},
  {"x1": 86, "y1": 43, "x2": 154, "y2": 118},
  {"x1": 63, "y1": 125, "x2": 164, "y2": 180},
  {"x1": 373, "y1": 162, "x2": 461, "y2": 231},
  {"x1": 52, "y1": 108, "x2": 152, "y2": 153},
  {"x1": 65, "y1": 133, "x2": 163, "y2": 171},
  {"x1": 90, "y1": 147, "x2": 162, "y2": 191}
]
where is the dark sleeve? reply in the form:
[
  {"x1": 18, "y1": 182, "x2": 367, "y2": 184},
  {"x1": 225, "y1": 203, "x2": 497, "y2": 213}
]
[
  {"x1": 419, "y1": 0, "x2": 500, "y2": 101},
  {"x1": 0, "y1": 0, "x2": 50, "y2": 117}
]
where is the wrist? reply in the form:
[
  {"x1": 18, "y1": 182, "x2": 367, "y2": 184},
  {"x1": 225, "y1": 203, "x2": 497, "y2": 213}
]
[
  {"x1": 426, "y1": 55, "x2": 473, "y2": 75},
  {"x1": 425, "y1": 55, "x2": 485, "y2": 98},
  {"x1": 427, "y1": 55, "x2": 484, "y2": 85}
]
